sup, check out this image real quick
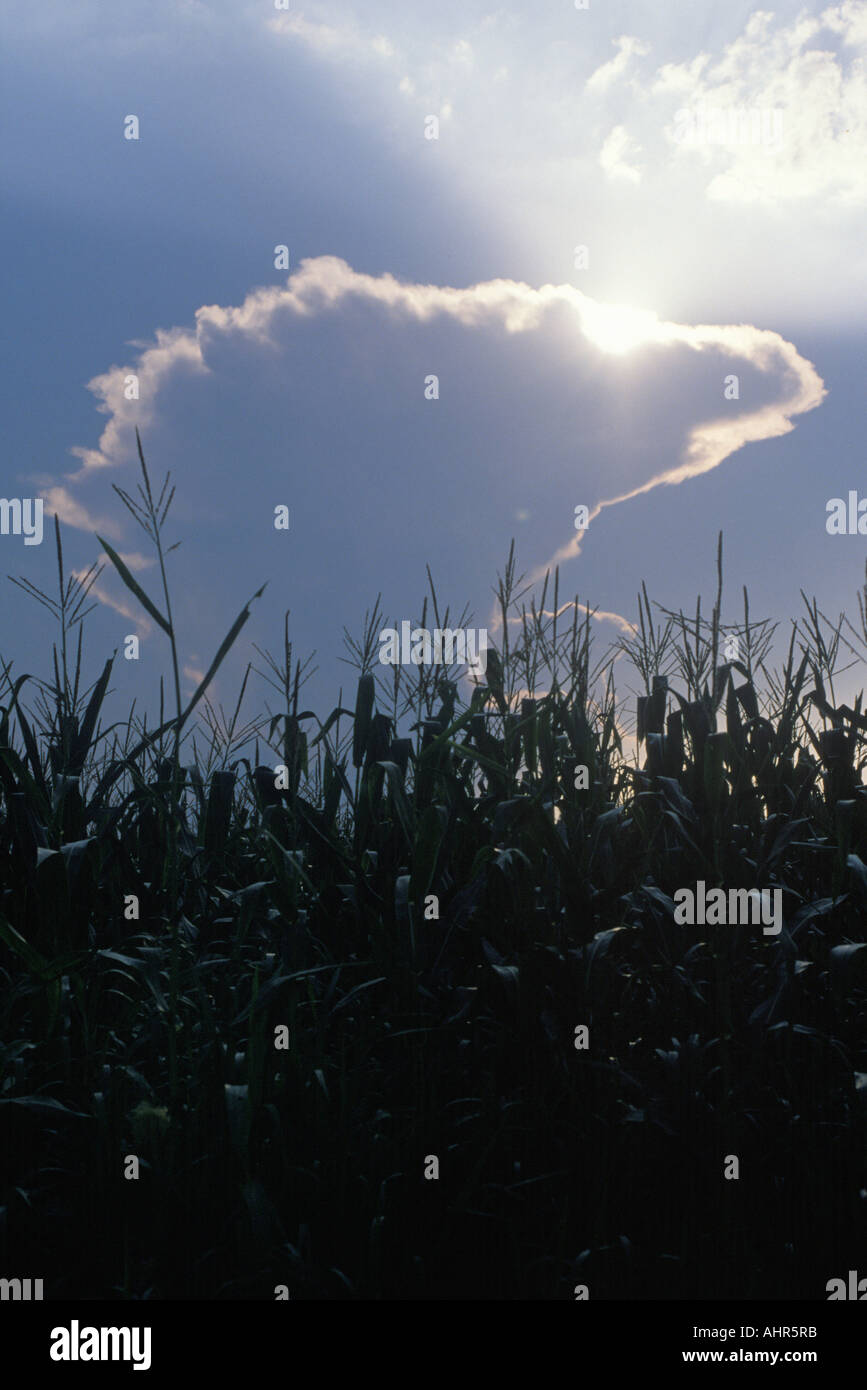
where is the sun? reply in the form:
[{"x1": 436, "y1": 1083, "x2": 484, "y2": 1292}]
[{"x1": 579, "y1": 300, "x2": 665, "y2": 355}]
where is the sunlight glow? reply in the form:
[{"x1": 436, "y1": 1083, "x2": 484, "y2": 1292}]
[{"x1": 579, "y1": 300, "x2": 665, "y2": 355}]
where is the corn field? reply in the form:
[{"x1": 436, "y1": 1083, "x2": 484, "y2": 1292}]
[{"x1": 1, "y1": 440, "x2": 865, "y2": 1300}]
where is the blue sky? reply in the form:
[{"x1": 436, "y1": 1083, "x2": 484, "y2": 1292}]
[{"x1": 2, "y1": 0, "x2": 866, "y2": 738}]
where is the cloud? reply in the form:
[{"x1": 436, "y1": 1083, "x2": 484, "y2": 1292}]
[
  {"x1": 649, "y1": 2, "x2": 867, "y2": 204},
  {"x1": 66, "y1": 255, "x2": 821, "y2": 467},
  {"x1": 534, "y1": 320, "x2": 826, "y2": 582},
  {"x1": 183, "y1": 662, "x2": 206, "y2": 689},
  {"x1": 41, "y1": 486, "x2": 124, "y2": 541},
  {"x1": 36, "y1": 331, "x2": 209, "y2": 547},
  {"x1": 56, "y1": 257, "x2": 825, "y2": 658},
  {"x1": 70, "y1": 329, "x2": 207, "y2": 476},
  {"x1": 6, "y1": 0, "x2": 863, "y2": 337},
  {"x1": 267, "y1": 11, "x2": 396, "y2": 62},
  {"x1": 70, "y1": 550, "x2": 158, "y2": 635},
  {"x1": 501, "y1": 598, "x2": 638, "y2": 641},
  {"x1": 599, "y1": 125, "x2": 643, "y2": 183},
  {"x1": 79, "y1": 576, "x2": 153, "y2": 632},
  {"x1": 261, "y1": 2, "x2": 865, "y2": 208},
  {"x1": 586, "y1": 35, "x2": 650, "y2": 93}
]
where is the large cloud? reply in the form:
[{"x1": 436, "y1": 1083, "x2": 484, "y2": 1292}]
[{"x1": 49, "y1": 258, "x2": 824, "y2": 683}]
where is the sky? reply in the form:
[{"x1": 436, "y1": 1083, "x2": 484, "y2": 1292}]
[{"x1": 2, "y1": 0, "x2": 866, "y2": 747}]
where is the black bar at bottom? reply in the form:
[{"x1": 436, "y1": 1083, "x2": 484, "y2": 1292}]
[{"x1": 1, "y1": 1298, "x2": 861, "y2": 1375}]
